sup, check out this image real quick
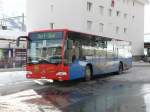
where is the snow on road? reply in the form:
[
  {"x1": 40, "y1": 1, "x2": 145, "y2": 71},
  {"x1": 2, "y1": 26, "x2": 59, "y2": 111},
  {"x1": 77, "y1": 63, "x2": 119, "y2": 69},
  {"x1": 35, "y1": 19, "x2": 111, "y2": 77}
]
[
  {"x1": 0, "y1": 71, "x2": 27, "y2": 86},
  {"x1": 0, "y1": 88, "x2": 62, "y2": 112}
]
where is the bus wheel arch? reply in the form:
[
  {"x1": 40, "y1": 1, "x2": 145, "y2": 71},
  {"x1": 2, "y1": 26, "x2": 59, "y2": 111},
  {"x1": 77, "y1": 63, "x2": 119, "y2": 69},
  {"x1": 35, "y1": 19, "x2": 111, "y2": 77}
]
[
  {"x1": 85, "y1": 64, "x2": 93, "y2": 81},
  {"x1": 117, "y1": 61, "x2": 124, "y2": 75}
]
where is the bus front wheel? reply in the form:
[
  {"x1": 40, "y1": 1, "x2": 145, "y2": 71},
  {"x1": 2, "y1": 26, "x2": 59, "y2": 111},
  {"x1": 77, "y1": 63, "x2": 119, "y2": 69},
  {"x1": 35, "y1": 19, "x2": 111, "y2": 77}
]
[
  {"x1": 85, "y1": 66, "x2": 92, "y2": 81},
  {"x1": 117, "y1": 63, "x2": 123, "y2": 75}
]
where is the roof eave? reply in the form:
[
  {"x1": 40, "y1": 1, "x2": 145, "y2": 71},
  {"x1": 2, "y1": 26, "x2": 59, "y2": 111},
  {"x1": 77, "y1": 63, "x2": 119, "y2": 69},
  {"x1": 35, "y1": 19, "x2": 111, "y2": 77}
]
[{"x1": 136, "y1": 0, "x2": 149, "y2": 5}]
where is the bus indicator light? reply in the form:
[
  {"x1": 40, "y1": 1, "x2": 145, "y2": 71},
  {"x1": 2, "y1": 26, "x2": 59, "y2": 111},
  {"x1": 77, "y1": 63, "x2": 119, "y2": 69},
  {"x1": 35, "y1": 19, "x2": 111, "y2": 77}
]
[{"x1": 56, "y1": 72, "x2": 67, "y2": 76}]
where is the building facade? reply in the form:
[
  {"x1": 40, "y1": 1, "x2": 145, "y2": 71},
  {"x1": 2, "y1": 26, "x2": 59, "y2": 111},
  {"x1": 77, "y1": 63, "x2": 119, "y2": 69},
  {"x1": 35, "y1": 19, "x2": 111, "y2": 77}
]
[
  {"x1": 144, "y1": 33, "x2": 150, "y2": 55},
  {"x1": 0, "y1": 30, "x2": 27, "y2": 68},
  {"x1": 26, "y1": 0, "x2": 148, "y2": 59}
]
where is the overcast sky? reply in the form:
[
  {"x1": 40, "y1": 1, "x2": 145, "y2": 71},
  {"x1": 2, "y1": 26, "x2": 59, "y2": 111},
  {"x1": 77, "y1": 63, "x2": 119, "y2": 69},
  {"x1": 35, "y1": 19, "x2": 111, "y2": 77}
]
[
  {"x1": 0, "y1": 0, "x2": 26, "y2": 17},
  {"x1": 0, "y1": 0, "x2": 150, "y2": 34}
]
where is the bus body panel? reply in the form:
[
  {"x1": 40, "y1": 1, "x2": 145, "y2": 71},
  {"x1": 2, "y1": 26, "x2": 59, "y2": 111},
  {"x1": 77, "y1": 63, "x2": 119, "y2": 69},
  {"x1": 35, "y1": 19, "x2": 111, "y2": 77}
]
[
  {"x1": 26, "y1": 64, "x2": 69, "y2": 81},
  {"x1": 24, "y1": 29, "x2": 132, "y2": 81},
  {"x1": 68, "y1": 58, "x2": 120, "y2": 80},
  {"x1": 91, "y1": 58, "x2": 107, "y2": 75},
  {"x1": 69, "y1": 60, "x2": 86, "y2": 80},
  {"x1": 86, "y1": 58, "x2": 119, "y2": 75},
  {"x1": 119, "y1": 57, "x2": 132, "y2": 70}
]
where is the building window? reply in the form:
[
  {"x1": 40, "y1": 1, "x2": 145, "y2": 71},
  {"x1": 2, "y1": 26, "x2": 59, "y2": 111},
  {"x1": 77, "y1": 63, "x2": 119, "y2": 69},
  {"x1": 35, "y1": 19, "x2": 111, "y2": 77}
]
[
  {"x1": 132, "y1": 16, "x2": 135, "y2": 21},
  {"x1": 99, "y1": 6, "x2": 104, "y2": 15},
  {"x1": 123, "y1": 0, "x2": 125, "y2": 4},
  {"x1": 99, "y1": 23, "x2": 104, "y2": 33},
  {"x1": 133, "y1": 1, "x2": 135, "y2": 6},
  {"x1": 116, "y1": 11, "x2": 121, "y2": 16},
  {"x1": 117, "y1": 0, "x2": 120, "y2": 3},
  {"x1": 124, "y1": 13, "x2": 127, "y2": 19},
  {"x1": 50, "y1": 5, "x2": 54, "y2": 12},
  {"x1": 116, "y1": 26, "x2": 120, "y2": 34},
  {"x1": 87, "y1": 21, "x2": 92, "y2": 30},
  {"x1": 108, "y1": 9, "x2": 112, "y2": 16},
  {"x1": 50, "y1": 23, "x2": 54, "y2": 29},
  {"x1": 124, "y1": 28, "x2": 127, "y2": 33},
  {"x1": 132, "y1": 16, "x2": 135, "y2": 19},
  {"x1": 87, "y1": 2, "x2": 93, "y2": 12},
  {"x1": 111, "y1": 0, "x2": 115, "y2": 7}
]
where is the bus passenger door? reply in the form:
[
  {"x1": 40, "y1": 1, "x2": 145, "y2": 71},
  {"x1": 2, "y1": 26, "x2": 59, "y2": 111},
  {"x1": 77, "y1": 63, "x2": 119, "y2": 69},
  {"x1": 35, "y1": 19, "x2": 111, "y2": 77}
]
[
  {"x1": 69, "y1": 60, "x2": 85, "y2": 80},
  {"x1": 65, "y1": 40, "x2": 85, "y2": 80}
]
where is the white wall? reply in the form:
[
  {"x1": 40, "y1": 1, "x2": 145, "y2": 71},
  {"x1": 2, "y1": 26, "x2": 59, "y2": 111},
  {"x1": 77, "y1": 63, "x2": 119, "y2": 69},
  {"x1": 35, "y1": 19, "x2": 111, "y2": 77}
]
[
  {"x1": 130, "y1": 2, "x2": 145, "y2": 56},
  {"x1": 26, "y1": 0, "x2": 146, "y2": 56}
]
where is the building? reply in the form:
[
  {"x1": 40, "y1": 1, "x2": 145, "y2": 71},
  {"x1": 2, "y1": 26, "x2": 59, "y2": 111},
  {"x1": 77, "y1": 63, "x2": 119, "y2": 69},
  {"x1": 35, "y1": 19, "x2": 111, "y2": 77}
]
[
  {"x1": 144, "y1": 33, "x2": 150, "y2": 55},
  {"x1": 26, "y1": 0, "x2": 148, "y2": 60},
  {"x1": 0, "y1": 0, "x2": 27, "y2": 68},
  {"x1": 0, "y1": 14, "x2": 26, "y2": 32},
  {"x1": 0, "y1": 30, "x2": 27, "y2": 68}
]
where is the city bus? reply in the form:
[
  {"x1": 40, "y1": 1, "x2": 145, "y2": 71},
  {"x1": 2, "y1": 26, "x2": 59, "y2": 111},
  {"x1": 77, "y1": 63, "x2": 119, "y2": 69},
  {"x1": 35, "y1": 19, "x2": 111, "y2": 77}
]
[{"x1": 17, "y1": 29, "x2": 132, "y2": 81}]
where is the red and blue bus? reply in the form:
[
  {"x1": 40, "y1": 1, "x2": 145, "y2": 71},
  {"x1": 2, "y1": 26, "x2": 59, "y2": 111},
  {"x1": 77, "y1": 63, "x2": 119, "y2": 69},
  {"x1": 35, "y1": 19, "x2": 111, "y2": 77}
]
[{"x1": 17, "y1": 29, "x2": 132, "y2": 81}]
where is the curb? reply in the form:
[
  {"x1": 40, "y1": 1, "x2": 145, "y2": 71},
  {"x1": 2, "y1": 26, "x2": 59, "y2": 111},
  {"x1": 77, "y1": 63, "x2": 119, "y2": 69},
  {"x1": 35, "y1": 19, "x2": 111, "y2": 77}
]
[
  {"x1": 0, "y1": 68, "x2": 24, "y2": 72},
  {"x1": 132, "y1": 62, "x2": 150, "y2": 67}
]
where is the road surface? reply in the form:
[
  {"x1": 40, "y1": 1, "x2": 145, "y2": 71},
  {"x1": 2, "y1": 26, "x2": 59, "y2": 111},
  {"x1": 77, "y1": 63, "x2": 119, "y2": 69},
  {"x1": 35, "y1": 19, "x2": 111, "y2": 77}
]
[{"x1": 0, "y1": 62, "x2": 150, "y2": 112}]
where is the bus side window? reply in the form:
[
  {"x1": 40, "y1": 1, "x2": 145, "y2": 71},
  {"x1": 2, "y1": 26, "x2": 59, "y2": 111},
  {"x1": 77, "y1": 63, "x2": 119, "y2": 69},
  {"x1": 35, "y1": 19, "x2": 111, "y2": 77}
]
[
  {"x1": 107, "y1": 40, "x2": 114, "y2": 58},
  {"x1": 73, "y1": 41, "x2": 80, "y2": 60}
]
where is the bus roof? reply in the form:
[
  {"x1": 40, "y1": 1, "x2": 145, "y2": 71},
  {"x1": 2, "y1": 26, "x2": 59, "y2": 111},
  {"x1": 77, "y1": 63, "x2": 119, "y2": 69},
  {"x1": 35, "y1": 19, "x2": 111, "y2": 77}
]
[
  {"x1": 29, "y1": 29, "x2": 131, "y2": 43},
  {"x1": 30, "y1": 29, "x2": 69, "y2": 33}
]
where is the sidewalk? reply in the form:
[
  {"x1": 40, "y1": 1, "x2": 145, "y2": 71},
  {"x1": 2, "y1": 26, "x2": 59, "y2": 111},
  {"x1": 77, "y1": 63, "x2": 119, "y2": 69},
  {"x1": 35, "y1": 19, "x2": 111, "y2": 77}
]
[
  {"x1": 132, "y1": 61, "x2": 150, "y2": 67},
  {"x1": 0, "y1": 71, "x2": 27, "y2": 86}
]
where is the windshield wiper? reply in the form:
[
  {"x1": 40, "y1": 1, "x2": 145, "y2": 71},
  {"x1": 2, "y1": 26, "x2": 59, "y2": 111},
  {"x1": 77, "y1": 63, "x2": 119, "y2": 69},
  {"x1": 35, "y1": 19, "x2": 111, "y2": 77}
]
[
  {"x1": 27, "y1": 62, "x2": 38, "y2": 65},
  {"x1": 48, "y1": 55, "x2": 62, "y2": 64},
  {"x1": 27, "y1": 56, "x2": 62, "y2": 65},
  {"x1": 38, "y1": 59, "x2": 50, "y2": 64}
]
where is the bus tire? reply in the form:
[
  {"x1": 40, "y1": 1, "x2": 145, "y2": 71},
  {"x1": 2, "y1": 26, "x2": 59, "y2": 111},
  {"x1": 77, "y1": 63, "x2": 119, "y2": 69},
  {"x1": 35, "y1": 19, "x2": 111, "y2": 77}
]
[
  {"x1": 85, "y1": 65, "x2": 92, "y2": 81},
  {"x1": 117, "y1": 62, "x2": 123, "y2": 75}
]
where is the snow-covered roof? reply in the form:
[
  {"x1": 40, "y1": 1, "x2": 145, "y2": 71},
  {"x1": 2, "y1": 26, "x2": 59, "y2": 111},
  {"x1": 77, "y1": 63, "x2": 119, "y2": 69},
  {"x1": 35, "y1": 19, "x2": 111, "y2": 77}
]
[
  {"x1": 0, "y1": 30, "x2": 27, "y2": 40},
  {"x1": 136, "y1": 0, "x2": 149, "y2": 4}
]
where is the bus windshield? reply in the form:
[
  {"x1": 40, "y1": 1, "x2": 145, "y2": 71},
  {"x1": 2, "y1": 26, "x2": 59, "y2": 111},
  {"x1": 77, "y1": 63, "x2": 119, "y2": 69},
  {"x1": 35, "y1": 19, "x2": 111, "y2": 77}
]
[{"x1": 28, "y1": 32, "x2": 63, "y2": 64}]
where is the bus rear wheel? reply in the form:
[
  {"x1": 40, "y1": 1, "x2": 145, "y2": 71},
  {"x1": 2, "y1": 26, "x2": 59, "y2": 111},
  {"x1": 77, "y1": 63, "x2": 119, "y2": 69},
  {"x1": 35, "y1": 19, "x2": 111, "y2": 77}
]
[
  {"x1": 117, "y1": 63, "x2": 123, "y2": 75},
  {"x1": 85, "y1": 66, "x2": 92, "y2": 81}
]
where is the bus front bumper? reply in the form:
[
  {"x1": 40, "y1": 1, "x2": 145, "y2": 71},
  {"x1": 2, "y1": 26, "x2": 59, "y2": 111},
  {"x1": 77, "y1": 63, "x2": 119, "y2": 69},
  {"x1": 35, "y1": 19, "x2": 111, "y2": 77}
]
[{"x1": 26, "y1": 72, "x2": 69, "y2": 81}]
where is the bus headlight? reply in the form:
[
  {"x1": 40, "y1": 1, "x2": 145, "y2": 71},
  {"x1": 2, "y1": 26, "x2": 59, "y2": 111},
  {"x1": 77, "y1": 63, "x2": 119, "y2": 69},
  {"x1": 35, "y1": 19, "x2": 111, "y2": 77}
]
[
  {"x1": 27, "y1": 71, "x2": 33, "y2": 75},
  {"x1": 56, "y1": 72, "x2": 67, "y2": 76}
]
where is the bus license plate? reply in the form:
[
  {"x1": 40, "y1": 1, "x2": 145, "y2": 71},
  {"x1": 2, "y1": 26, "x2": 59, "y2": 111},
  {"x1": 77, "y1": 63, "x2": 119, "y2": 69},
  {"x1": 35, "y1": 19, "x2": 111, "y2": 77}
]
[{"x1": 41, "y1": 76, "x2": 46, "y2": 79}]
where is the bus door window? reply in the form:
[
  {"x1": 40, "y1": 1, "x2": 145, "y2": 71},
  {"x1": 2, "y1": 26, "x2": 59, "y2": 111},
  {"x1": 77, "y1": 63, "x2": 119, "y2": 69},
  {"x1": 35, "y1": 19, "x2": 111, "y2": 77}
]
[
  {"x1": 113, "y1": 40, "x2": 118, "y2": 58},
  {"x1": 107, "y1": 39, "x2": 114, "y2": 58},
  {"x1": 118, "y1": 41, "x2": 126, "y2": 58},
  {"x1": 78, "y1": 39, "x2": 84, "y2": 60},
  {"x1": 72, "y1": 41, "x2": 80, "y2": 61},
  {"x1": 64, "y1": 39, "x2": 74, "y2": 64}
]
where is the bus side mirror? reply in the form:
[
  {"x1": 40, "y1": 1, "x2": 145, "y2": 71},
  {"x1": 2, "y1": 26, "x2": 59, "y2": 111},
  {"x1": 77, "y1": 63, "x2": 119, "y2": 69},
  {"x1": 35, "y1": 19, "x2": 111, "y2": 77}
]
[
  {"x1": 16, "y1": 36, "x2": 28, "y2": 47},
  {"x1": 67, "y1": 40, "x2": 73, "y2": 49}
]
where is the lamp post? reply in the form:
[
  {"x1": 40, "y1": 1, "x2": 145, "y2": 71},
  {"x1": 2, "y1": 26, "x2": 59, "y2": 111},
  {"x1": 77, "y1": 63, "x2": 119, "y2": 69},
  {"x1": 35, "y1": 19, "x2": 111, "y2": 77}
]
[{"x1": 8, "y1": 40, "x2": 15, "y2": 68}]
